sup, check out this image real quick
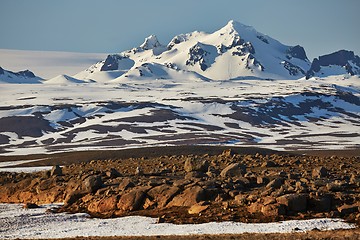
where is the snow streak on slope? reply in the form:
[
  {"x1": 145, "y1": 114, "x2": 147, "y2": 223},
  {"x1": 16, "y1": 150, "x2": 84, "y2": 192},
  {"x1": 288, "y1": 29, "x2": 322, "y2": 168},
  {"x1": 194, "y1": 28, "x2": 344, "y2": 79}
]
[{"x1": 0, "y1": 76, "x2": 359, "y2": 155}]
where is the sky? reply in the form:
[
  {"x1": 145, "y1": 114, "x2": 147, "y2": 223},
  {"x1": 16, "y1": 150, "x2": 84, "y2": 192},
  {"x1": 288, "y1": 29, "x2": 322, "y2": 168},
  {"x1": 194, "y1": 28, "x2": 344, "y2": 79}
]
[{"x1": 0, "y1": 0, "x2": 359, "y2": 60}]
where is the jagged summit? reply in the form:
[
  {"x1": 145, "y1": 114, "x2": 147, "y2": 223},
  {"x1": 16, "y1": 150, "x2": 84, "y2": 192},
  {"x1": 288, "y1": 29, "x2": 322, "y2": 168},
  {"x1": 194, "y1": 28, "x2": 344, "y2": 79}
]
[
  {"x1": 306, "y1": 50, "x2": 360, "y2": 78},
  {"x1": 21, "y1": 20, "x2": 353, "y2": 84},
  {"x1": 221, "y1": 20, "x2": 257, "y2": 35},
  {"x1": 140, "y1": 35, "x2": 163, "y2": 50},
  {"x1": 75, "y1": 20, "x2": 314, "y2": 81}
]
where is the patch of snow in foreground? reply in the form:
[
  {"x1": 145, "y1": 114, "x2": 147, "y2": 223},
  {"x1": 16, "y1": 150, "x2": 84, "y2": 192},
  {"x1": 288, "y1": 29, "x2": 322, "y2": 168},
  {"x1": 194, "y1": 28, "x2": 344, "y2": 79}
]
[
  {"x1": 0, "y1": 166, "x2": 52, "y2": 173},
  {"x1": 0, "y1": 159, "x2": 52, "y2": 173},
  {"x1": 0, "y1": 204, "x2": 354, "y2": 239}
]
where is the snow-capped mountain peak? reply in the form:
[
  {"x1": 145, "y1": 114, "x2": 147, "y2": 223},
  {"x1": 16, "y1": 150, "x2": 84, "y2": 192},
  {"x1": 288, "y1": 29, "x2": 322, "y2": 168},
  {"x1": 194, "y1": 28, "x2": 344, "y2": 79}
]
[
  {"x1": 70, "y1": 20, "x2": 359, "y2": 83},
  {"x1": 221, "y1": 20, "x2": 256, "y2": 35},
  {"x1": 215, "y1": 20, "x2": 275, "y2": 48},
  {"x1": 140, "y1": 35, "x2": 163, "y2": 50}
]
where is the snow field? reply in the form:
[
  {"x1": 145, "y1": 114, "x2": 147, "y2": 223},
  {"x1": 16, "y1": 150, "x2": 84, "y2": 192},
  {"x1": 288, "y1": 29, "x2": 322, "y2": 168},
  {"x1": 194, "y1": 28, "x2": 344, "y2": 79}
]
[{"x1": 0, "y1": 204, "x2": 354, "y2": 239}]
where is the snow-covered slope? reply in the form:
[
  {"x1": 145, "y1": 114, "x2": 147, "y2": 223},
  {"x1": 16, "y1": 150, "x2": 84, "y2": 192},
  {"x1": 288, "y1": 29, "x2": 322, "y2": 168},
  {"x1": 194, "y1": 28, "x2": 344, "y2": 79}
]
[
  {"x1": 76, "y1": 20, "x2": 312, "y2": 82},
  {"x1": 0, "y1": 75, "x2": 359, "y2": 155},
  {"x1": 43, "y1": 74, "x2": 90, "y2": 84},
  {"x1": 0, "y1": 66, "x2": 42, "y2": 83},
  {"x1": 306, "y1": 50, "x2": 360, "y2": 78}
]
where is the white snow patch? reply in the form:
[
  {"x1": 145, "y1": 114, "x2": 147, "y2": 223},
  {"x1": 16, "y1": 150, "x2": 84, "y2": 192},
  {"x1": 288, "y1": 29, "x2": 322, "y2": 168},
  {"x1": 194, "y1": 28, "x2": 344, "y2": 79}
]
[
  {"x1": 0, "y1": 166, "x2": 52, "y2": 173},
  {"x1": 0, "y1": 204, "x2": 354, "y2": 239}
]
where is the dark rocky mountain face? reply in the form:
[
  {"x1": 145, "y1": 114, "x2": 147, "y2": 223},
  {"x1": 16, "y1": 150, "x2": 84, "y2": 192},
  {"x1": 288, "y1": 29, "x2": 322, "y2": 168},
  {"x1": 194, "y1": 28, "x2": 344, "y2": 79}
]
[
  {"x1": 186, "y1": 43, "x2": 216, "y2": 71},
  {"x1": 307, "y1": 50, "x2": 360, "y2": 78},
  {"x1": 101, "y1": 55, "x2": 121, "y2": 71},
  {"x1": 16, "y1": 70, "x2": 36, "y2": 78},
  {"x1": 286, "y1": 45, "x2": 308, "y2": 61},
  {"x1": 0, "y1": 67, "x2": 38, "y2": 80},
  {"x1": 317, "y1": 50, "x2": 358, "y2": 66},
  {"x1": 282, "y1": 61, "x2": 305, "y2": 76}
]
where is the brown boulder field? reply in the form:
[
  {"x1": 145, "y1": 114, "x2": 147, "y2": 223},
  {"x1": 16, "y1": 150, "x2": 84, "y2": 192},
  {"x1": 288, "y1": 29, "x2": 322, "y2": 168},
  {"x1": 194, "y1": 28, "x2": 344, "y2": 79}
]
[{"x1": 0, "y1": 146, "x2": 359, "y2": 226}]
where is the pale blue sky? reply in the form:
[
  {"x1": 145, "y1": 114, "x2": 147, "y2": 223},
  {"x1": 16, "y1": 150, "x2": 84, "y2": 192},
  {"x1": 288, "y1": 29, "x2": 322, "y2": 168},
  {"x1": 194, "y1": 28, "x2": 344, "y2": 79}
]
[{"x1": 0, "y1": 0, "x2": 359, "y2": 59}]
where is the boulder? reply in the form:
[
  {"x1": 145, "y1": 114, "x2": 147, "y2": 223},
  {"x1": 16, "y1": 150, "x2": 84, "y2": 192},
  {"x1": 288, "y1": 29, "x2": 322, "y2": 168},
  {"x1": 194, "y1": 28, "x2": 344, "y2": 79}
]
[
  {"x1": 261, "y1": 203, "x2": 286, "y2": 217},
  {"x1": 64, "y1": 191, "x2": 84, "y2": 206},
  {"x1": 117, "y1": 187, "x2": 148, "y2": 212},
  {"x1": 326, "y1": 182, "x2": 345, "y2": 192},
  {"x1": 147, "y1": 184, "x2": 180, "y2": 208},
  {"x1": 248, "y1": 202, "x2": 263, "y2": 214},
  {"x1": 350, "y1": 174, "x2": 360, "y2": 185},
  {"x1": 184, "y1": 158, "x2": 209, "y2": 173},
  {"x1": 16, "y1": 178, "x2": 34, "y2": 190},
  {"x1": 50, "y1": 165, "x2": 62, "y2": 176},
  {"x1": 135, "y1": 166, "x2": 143, "y2": 176},
  {"x1": 309, "y1": 195, "x2": 332, "y2": 212},
  {"x1": 261, "y1": 161, "x2": 277, "y2": 168},
  {"x1": 221, "y1": 149, "x2": 235, "y2": 157},
  {"x1": 337, "y1": 204, "x2": 359, "y2": 216},
  {"x1": 312, "y1": 167, "x2": 328, "y2": 179},
  {"x1": 18, "y1": 191, "x2": 33, "y2": 203},
  {"x1": 220, "y1": 163, "x2": 246, "y2": 178},
  {"x1": 88, "y1": 196, "x2": 118, "y2": 214},
  {"x1": 36, "y1": 179, "x2": 56, "y2": 192},
  {"x1": 234, "y1": 194, "x2": 247, "y2": 205},
  {"x1": 276, "y1": 193, "x2": 307, "y2": 212},
  {"x1": 106, "y1": 168, "x2": 121, "y2": 178},
  {"x1": 83, "y1": 175, "x2": 103, "y2": 193},
  {"x1": 257, "y1": 176, "x2": 269, "y2": 185},
  {"x1": 167, "y1": 185, "x2": 206, "y2": 207},
  {"x1": 266, "y1": 178, "x2": 283, "y2": 190},
  {"x1": 263, "y1": 196, "x2": 277, "y2": 206},
  {"x1": 118, "y1": 178, "x2": 135, "y2": 192},
  {"x1": 188, "y1": 202, "x2": 209, "y2": 214}
]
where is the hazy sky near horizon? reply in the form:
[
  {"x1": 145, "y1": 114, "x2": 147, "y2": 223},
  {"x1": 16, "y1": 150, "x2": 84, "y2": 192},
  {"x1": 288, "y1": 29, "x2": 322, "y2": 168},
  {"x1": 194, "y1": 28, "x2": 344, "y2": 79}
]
[{"x1": 0, "y1": 0, "x2": 359, "y2": 59}]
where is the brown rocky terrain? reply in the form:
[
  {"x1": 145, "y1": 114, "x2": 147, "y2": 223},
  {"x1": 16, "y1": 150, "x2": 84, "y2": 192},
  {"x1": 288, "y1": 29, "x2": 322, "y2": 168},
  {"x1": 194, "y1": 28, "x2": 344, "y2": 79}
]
[{"x1": 1, "y1": 146, "x2": 359, "y2": 229}]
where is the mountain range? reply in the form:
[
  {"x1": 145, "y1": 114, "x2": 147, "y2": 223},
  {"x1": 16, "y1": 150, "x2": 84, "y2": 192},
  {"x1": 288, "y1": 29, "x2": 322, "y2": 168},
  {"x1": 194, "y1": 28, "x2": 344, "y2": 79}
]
[{"x1": 1, "y1": 20, "x2": 359, "y2": 83}]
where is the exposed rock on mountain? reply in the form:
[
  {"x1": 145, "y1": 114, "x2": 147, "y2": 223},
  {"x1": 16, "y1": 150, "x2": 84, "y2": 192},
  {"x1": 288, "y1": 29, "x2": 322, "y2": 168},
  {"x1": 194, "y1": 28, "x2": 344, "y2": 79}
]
[
  {"x1": 306, "y1": 50, "x2": 360, "y2": 78},
  {"x1": 76, "y1": 20, "x2": 312, "y2": 81},
  {"x1": 0, "y1": 66, "x2": 42, "y2": 83}
]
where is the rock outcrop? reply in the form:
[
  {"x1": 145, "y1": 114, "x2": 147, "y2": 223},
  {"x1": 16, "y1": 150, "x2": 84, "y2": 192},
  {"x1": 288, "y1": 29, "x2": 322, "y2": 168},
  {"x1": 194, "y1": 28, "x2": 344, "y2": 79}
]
[{"x1": 306, "y1": 50, "x2": 360, "y2": 78}]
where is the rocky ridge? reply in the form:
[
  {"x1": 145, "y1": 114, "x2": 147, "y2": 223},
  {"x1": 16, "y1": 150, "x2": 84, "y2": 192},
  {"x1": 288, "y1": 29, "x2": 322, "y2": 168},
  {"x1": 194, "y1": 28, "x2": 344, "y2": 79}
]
[
  {"x1": 306, "y1": 50, "x2": 360, "y2": 79},
  {"x1": 0, "y1": 149, "x2": 359, "y2": 225},
  {"x1": 0, "y1": 66, "x2": 42, "y2": 83}
]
